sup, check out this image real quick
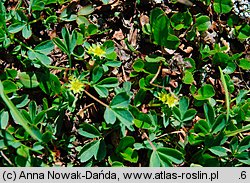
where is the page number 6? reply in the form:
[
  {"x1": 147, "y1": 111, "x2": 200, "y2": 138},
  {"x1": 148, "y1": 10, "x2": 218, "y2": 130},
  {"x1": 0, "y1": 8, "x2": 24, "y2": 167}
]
[{"x1": 240, "y1": 171, "x2": 246, "y2": 179}]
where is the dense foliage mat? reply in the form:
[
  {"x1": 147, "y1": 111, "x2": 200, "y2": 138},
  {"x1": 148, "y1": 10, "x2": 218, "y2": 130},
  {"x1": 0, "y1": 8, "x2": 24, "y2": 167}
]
[{"x1": 0, "y1": 0, "x2": 249, "y2": 167}]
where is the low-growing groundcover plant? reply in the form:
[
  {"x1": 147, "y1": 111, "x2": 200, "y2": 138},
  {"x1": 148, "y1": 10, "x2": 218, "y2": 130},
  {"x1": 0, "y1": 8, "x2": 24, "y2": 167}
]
[{"x1": 0, "y1": 0, "x2": 249, "y2": 167}]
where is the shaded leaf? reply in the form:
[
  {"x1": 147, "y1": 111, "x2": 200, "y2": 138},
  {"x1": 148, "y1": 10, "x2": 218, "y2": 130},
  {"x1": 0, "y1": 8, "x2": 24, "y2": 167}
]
[
  {"x1": 78, "y1": 140, "x2": 100, "y2": 163},
  {"x1": 78, "y1": 123, "x2": 101, "y2": 138}
]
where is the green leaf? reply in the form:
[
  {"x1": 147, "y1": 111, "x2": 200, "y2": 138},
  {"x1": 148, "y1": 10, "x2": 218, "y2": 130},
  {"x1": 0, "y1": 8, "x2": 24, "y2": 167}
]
[
  {"x1": 42, "y1": 131, "x2": 52, "y2": 143},
  {"x1": 34, "y1": 111, "x2": 45, "y2": 125},
  {"x1": 150, "y1": 8, "x2": 165, "y2": 26},
  {"x1": 226, "y1": 124, "x2": 250, "y2": 137},
  {"x1": 238, "y1": 136, "x2": 250, "y2": 153},
  {"x1": 235, "y1": 152, "x2": 250, "y2": 165},
  {"x1": 116, "y1": 136, "x2": 138, "y2": 163},
  {"x1": 101, "y1": 0, "x2": 110, "y2": 4},
  {"x1": 112, "y1": 108, "x2": 134, "y2": 130},
  {"x1": 184, "y1": 58, "x2": 196, "y2": 72},
  {"x1": 53, "y1": 37, "x2": 69, "y2": 55},
  {"x1": 223, "y1": 62, "x2": 236, "y2": 74},
  {"x1": 105, "y1": 61, "x2": 122, "y2": 67},
  {"x1": 96, "y1": 139, "x2": 106, "y2": 161},
  {"x1": 28, "y1": 100, "x2": 37, "y2": 122},
  {"x1": 209, "y1": 146, "x2": 228, "y2": 157},
  {"x1": 97, "y1": 77, "x2": 119, "y2": 88},
  {"x1": 204, "y1": 103, "x2": 215, "y2": 127},
  {"x1": 93, "y1": 85, "x2": 108, "y2": 98},
  {"x1": 8, "y1": 22, "x2": 26, "y2": 33},
  {"x1": 0, "y1": 80, "x2": 42, "y2": 142},
  {"x1": 104, "y1": 107, "x2": 116, "y2": 124},
  {"x1": 170, "y1": 11, "x2": 192, "y2": 30},
  {"x1": 110, "y1": 92, "x2": 130, "y2": 108},
  {"x1": 213, "y1": 52, "x2": 230, "y2": 65},
  {"x1": 76, "y1": 16, "x2": 89, "y2": 26},
  {"x1": 116, "y1": 136, "x2": 135, "y2": 152},
  {"x1": 179, "y1": 97, "x2": 189, "y2": 115},
  {"x1": 165, "y1": 34, "x2": 180, "y2": 50},
  {"x1": 78, "y1": 123, "x2": 101, "y2": 138},
  {"x1": 78, "y1": 140, "x2": 100, "y2": 163},
  {"x1": 237, "y1": 24, "x2": 250, "y2": 39},
  {"x1": 18, "y1": 72, "x2": 39, "y2": 88},
  {"x1": 0, "y1": 111, "x2": 9, "y2": 129},
  {"x1": 54, "y1": 28, "x2": 76, "y2": 60},
  {"x1": 195, "y1": 16, "x2": 211, "y2": 32},
  {"x1": 120, "y1": 147, "x2": 138, "y2": 163},
  {"x1": 38, "y1": 73, "x2": 61, "y2": 95},
  {"x1": 49, "y1": 74, "x2": 61, "y2": 95},
  {"x1": 111, "y1": 161, "x2": 124, "y2": 167},
  {"x1": 239, "y1": 59, "x2": 250, "y2": 70},
  {"x1": 173, "y1": 107, "x2": 182, "y2": 121},
  {"x1": 145, "y1": 55, "x2": 165, "y2": 63},
  {"x1": 2, "y1": 80, "x2": 17, "y2": 94},
  {"x1": 87, "y1": 24, "x2": 98, "y2": 35},
  {"x1": 30, "y1": 0, "x2": 45, "y2": 11},
  {"x1": 211, "y1": 114, "x2": 226, "y2": 134},
  {"x1": 152, "y1": 14, "x2": 170, "y2": 44},
  {"x1": 134, "y1": 89, "x2": 146, "y2": 107},
  {"x1": 183, "y1": 70, "x2": 194, "y2": 84},
  {"x1": 183, "y1": 109, "x2": 197, "y2": 122},
  {"x1": 17, "y1": 145, "x2": 29, "y2": 158},
  {"x1": 150, "y1": 150, "x2": 162, "y2": 167},
  {"x1": 194, "y1": 84, "x2": 215, "y2": 100},
  {"x1": 92, "y1": 66, "x2": 104, "y2": 83},
  {"x1": 133, "y1": 113, "x2": 153, "y2": 129},
  {"x1": 150, "y1": 147, "x2": 184, "y2": 167},
  {"x1": 34, "y1": 40, "x2": 54, "y2": 55},
  {"x1": 69, "y1": 30, "x2": 77, "y2": 54},
  {"x1": 78, "y1": 5, "x2": 95, "y2": 16},
  {"x1": 0, "y1": 29, "x2": 6, "y2": 42},
  {"x1": 236, "y1": 90, "x2": 249, "y2": 105},
  {"x1": 229, "y1": 137, "x2": 238, "y2": 154},
  {"x1": 34, "y1": 52, "x2": 51, "y2": 65},
  {"x1": 133, "y1": 59, "x2": 145, "y2": 71},
  {"x1": 151, "y1": 12, "x2": 180, "y2": 50},
  {"x1": 157, "y1": 147, "x2": 184, "y2": 164},
  {"x1": 213, "y1": 0, "x2": 233, "y2": 14},
  {"x1": 45, "y1": 15, "x2": 57, "y2": 24},
  {"x1": 22, "y1": 24, "x2": 32, "y2": 39},
  {"x1": 194, "y1": 119, "x2": 210, "y2": 134}
]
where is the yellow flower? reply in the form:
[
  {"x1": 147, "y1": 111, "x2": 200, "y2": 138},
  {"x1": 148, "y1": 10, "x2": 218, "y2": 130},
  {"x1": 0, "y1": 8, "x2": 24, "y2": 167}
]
[
  {"x1": 87, "y1": 44, "x2": 106, "y2": 57},
  {"x1": 158, "y1": 92, "x2": 178, "y2": 108},
  {"x1": 69, "y1": 79, "x2": 84, "y2": 94}
]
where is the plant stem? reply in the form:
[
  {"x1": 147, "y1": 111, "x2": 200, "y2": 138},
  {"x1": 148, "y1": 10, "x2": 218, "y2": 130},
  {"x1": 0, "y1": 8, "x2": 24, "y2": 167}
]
[
  {"x1": 219, "y1": 66, "x2": 230, "y2": 122},
  {"x1": 68, "y1": 55, "x2": 72, "y2": 74},
  {"x1": 14, "y1": 38, "x2": 33, "y2": 51},
  {"x1": 0, "y1": 151, "x2": 13, "y2": 166},
  {"x1": 83, "y1": 89, "x2": 109, "y2": 108},
  {"x1": 47, "y1": 65, "x2": 76, "y2": 70},
  {"x1": 29, "y1": 17, "x2": 42, "y2": 24},
  {"x1": 150, "y1": 64, "x2": 174, "y2": 95},
  {"x1": 142, "y1": 131, "x2": 156, "y2": 151}
]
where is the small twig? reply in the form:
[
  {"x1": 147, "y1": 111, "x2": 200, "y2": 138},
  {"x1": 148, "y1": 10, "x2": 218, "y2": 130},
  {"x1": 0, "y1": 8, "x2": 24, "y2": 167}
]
[
  {"x1": 83, "y1": 103, "x2": 95, "y2": 111},
  {"x1": 237, "y1": 66, "x2": 250, "y2": 90},
  {"x1": 156, "y1": 130, "x2": 184, "y2": 140},
  {"x1": 150, "y1": 64, "x2": 162, "y2": 86},
  {"x1": 122, "y1": 65, "x2": 127, "y2": 82},
  {"x1": 150, "y1": 64, "x2": 174, "y2": 95},
  {"x1": 142, "y1": 131, "x2": 156, "y2": 151},
  {"x1": 83, "y1": 89, "x2": 109, "y2": 108},
  {"x1": 0, "y1": 151, "x2": 13, "y2": 166}
]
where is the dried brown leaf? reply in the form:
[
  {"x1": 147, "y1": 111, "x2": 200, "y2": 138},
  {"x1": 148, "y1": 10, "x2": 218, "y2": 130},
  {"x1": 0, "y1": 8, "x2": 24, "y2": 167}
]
[
  {"x1": 112, "y1": 29, "x2": 125, "y2": 40},
  {"x1": 140, "y1": 14, "x2": 149, "y2": 27}
]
